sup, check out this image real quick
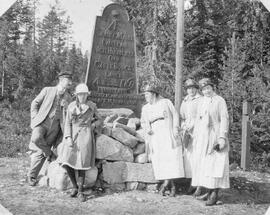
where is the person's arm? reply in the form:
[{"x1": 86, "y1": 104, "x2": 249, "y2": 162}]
[
  {"x1": 216, "y1": 97, "x2": 229, "y2": 151},
  {"x1": 167, "y1": 99, "x2": 180, "y2": 136},
  {"x1": 30, "y1": 88, "x2": 47, "y2": 119},
  {"x1": 219, "y1": 98, "x2": 229, "y2": 139},
  {"x1": 141, "y1": 105, "x2": 152, "y2": 135},
  {"x1": 64, "y1": 105, "x2": 73, "y2": 146}
]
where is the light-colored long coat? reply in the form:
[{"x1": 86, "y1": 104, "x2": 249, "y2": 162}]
[
  {"x1": 180, "y1": 93, "x2": 201, "y2": 178},
  {"x1": 141, "y1": 98, "x2": 185, "y2": 180},
  {"x1": 58, "y1": 101, "x2": 99, "y2": 170},
  {"x1": 191, "y1": 93, "x2": 230, "y2": 189}
]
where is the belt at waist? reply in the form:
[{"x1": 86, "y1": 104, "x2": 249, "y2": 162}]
[{"x1": 150, "y1": 117, "x2": 165, "y2": 125}]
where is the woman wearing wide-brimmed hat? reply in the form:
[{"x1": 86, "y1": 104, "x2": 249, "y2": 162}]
[
  {"x1": 191, "y1": 78, "x2": 230, "y2": 206},
  {"x1": 58, "y1": 83, "x2": 101, "y2": 202},
  {"x1": 140, "y1": 81, "x2": 185, "y2": 197},
  {"x1": 180, "y1": 78, "x2": 202, "y2": 195}
]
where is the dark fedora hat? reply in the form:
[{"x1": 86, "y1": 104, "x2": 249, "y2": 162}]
[
  {"x1": 58, "y1": 71, "x2": 73, "y2": 79},
  {"x1": 185, "y1": 79, "x2": 199, "y2": 89},
  {"x1": 199, "y1": 78, "x2": 214, "y2": 89}
]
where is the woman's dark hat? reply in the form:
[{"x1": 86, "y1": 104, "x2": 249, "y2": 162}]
[
  {"x1": 143, "y1": 82, "x2": 160, "y2": 94},
  {"x1": 58, "y1": 71, "x2": 73, "y2": 79},
  {"x1": 199, "y1": 78, "x2": 214, "y2": 89},
  {"x1": 185, "y1": 79, "x2": 199, "y2": 89}
]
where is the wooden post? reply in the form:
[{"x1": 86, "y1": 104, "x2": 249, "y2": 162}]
[
  {"x1": 241, "y1": 101, "x2": 251, "y2": 171},
  {"x1": 174, "y1": 0, "x2": 184, "y2": 113}
]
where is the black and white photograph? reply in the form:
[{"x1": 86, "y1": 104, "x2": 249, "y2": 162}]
[{"x1": 0, "y1": 0, "x2": 270, "y2": 214}]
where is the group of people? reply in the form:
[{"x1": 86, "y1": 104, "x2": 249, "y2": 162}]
[
  {"x1": 141, "y1": 78, "x2": 230, "y2": 206},
  {"x1": 27, "y1": 71, "x2": 229, "y2": 205},
  {"x1": 28, "y1": 71, "x2": 101, "y2": 202}
]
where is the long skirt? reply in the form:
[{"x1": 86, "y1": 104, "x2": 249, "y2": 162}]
[{"x1": 150, "y1": 120, "x2": 185, "y2": 180}]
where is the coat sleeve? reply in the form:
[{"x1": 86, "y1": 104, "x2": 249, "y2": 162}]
[
  {"x1": 218, "y1": 97, "x2": 229, "y2": 139},
  {"x1": 167, "y1": 99, "x2": 180, "y2": 129},
  {"x1": 140, "y1": 105, "x2": 151, "y2": 132},
  {"x1": 64, "y1": 105, "x2": 73, "y2": 139},
  {"x1": 180, "y1": 101, "x2": 185, "y2": 127},
  {"x1": 30, "y1": 87, "x2": 47, "y2": 120}
]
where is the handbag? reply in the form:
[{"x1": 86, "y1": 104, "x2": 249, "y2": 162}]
[{"x1": 181, "y1": 129, "x2": 192, "y2": 148}]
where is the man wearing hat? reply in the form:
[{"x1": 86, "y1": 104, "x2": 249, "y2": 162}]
[
  {"x1": 180, "y1": 78, "x2": 202, "y2": 195},
  {"x1": 191, "y1": 78, "x2": 230, "y2": 206},
  {"x1": 28, "y1": 71, "x2": 73, "y2": 186}
]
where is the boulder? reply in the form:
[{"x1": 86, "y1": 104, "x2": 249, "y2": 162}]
[
  {"x1": 101, "y1": 126, "x2": 112, "y2": 136},
  {"x1": 126, "y1": 182, "x2": 146, "y2": 191},
  {"x1": 113, "y1": 116, "x2": 129, "y2": 125},
  {"x1": 135, "y1": 129, "x2": 146, "y2": 143},
  {"x1": 97, "y1": 108, "x2": 134, "y2": 118},
  {"x1": 84, "y1": 167, "x2": 98, "y2": 188},
  {"x1": 45, "y1": 161, "x2": 98, "y2": 190},
  {"x1": 134, "y1": 153, "x2": 148, "y2": 164},
  {"x1": 113, "y1": 122, "x2": 137, "y2": 136},
  {"x1": 102, "y1": 161, "x2": 157, "y2": 184},
  {"x1": 104, "y1": 114, "x2": 118, "y2": 124},
  {"x1": 103, "y1": 182, "x2": 126, "y2": 193},
  {"x1": 133, "y1": 143, "x2": 145, "y2": 156},
  {"x1": 111, "y1": 128, "x2": 139, "y2": 149},
  {"x1": 96, "y1": 134, "x2": 134, "y2": 162},
  {"x1": 127, "y1": 118, "x2": 141, "y2": 130},
  {"x1": 38, "y1": 175, "x2": 49, "y2": 187},
  {"x1": 47, "y1": 161, "x2": 70, "y2": 191}
]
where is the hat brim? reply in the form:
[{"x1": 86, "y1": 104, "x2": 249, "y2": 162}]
[
  {"x1": 75, "y1": 91, "x2": 90, "y2": 95},
  {"x1": 186, "y1": 84, "x2": 199, "y2": 89},
  {"x1": 200, "y1": 83, "x2": 214, "y2": 89}
]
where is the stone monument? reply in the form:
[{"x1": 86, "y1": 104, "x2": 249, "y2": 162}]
[{"x1": 85, "y1": 3, "x2": 143, "y2": 115}]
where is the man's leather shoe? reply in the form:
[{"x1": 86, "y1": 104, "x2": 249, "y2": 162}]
[
  {"x1": 78, "y1": 193, "x2": 86, "y2": 202},
  {"x1": 28, "y1": 177, "x2": 37, "y2": 186},
  {"x1": 70, "y1": 188, "x2": 78, "y2": 198}
]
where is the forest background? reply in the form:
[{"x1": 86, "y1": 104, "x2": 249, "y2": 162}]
[{"x1": 0, "y1": 0, "x2": 270, "y2": 172}]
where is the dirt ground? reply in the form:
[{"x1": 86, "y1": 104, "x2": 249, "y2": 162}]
[{"x1": 0, "y1": 156, "x2": 269, "y2": 215}]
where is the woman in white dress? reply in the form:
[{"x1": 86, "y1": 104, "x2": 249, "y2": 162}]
[
  {"x1": 141, "y1": 82, "x2": 185, "y2": 196},
  {"x1": 180, "y1": 79, "x2": 202, "y2": 195},
  {"x1": 191, "y1": 78, "x2": 230, "y2": 206}
]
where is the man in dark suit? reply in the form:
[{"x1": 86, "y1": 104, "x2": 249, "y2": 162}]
[{"x1": 28, "y1": 71, "x2": 72, "y2": 186}]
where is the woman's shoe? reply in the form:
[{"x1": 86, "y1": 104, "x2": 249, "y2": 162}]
[
  {"x1": 159, "y1": 185, "x2": 166, "y2": 196},
  {"x1": 205, "y1": 189, "x2": 218, "y2": 206},
  {"x1": 193, "y1": 186, "x2": 202, "y2": 197},
  {"x1": 169, "y1": 186, "x2": 176, "y2": 197},
  {"x1": 186, "y1": 186, "x2": 196, "y2": 195},
  {"x1": 70, "y1": 188, "x2": 78, "y2": 198},
  {"x1": 78, "y1": 193, "x2": 87, "y2": 202},
  {"x1": 196, "y1": 192, "x2": 209, "y2": 201}
]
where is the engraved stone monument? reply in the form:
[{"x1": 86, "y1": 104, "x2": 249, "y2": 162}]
[{"x1": 85, "y1": 3, "x2": 143, "y2": 114}]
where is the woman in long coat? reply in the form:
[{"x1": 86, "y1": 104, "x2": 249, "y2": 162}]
[
  {"x1": 141, "y1": 82, "x2": 185, "y2": 196},
  {"x1": 180, "y1": 79, "x2": 202, "y2": 195},
  {"x1": 58, "y1": 83, "x2": 101, "y2": 202},
  {"x1": 191, "y1": 78, "x2": 230, "y2": 206}
]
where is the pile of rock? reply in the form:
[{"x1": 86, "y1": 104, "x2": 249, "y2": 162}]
[{"x1": 38, "y1": 108, "x2": 157, "y2": 192}]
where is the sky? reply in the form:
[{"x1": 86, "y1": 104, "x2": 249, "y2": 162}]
[
  {"x1": 37, "y1": 0, "x2": 113, "y2": 53},
  {"x1": 0, "y1": 0, "x2": 113, "y2": 53}
]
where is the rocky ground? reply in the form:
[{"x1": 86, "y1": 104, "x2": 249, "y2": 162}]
[{"x1": 0, "y1": 155, "x2": 269, "y2": 215}]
